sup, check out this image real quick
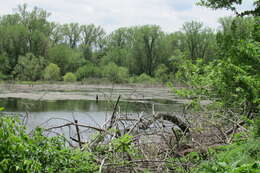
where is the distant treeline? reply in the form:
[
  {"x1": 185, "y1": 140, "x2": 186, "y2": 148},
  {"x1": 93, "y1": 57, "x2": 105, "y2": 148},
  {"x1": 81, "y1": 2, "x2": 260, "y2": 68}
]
[{"x1": 0, "y1": 4, "x2": 257, "y2": 83}]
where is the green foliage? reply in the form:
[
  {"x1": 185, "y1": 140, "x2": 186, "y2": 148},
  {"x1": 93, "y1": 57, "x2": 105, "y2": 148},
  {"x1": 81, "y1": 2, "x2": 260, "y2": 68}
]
[
  {"x1": 14, "y1": 53, "x2": 46, "y2": 81},
  {"x1": 0, "y1": 4, "x2": 234, "y2": 83},
  {"x1": 194, "y1": 138, "x2": 260, "y2": 173},
  {"x1": 63, "y1": 72, "x2": 77, "y2": 82},
  {"x1": 254, "y1": 117, "x2": 260, "y2": 138},
  {"x1": 111, "y1": 134, "x2": 134, "y2": 153},
  {"x1": 48, "y1": 44, "x2": 85, "y2": 75},
  {"x1": 182, "y1": 21, "x2": 217, "y2": 62},
  {"x1": 130, "y1": 73, "x2": 157, "y2": 84},
  {"x1": 0, "y1": 53, "x2": 11, "y2": 78},
  {"x1": 62, "y1": 23, "x2": 81, "y2": 49},
  {"x1": 102, "y1": 63, "x2": 129, "y2": 83},
  {"x1": 0, "y1": 116, "x2": 98, "y2": 172},
  {"x1": 197, "y1": 0, "x2": 260, "y2": 16},
  {"x1": 0, "y1": 72, "x2": 7, "y2": 80},
  {"x1": 129, "y1": 25, "x2": 168, "y2": 76},
  {"x1": 43, "y1": 63, "x2": 60, "y2": 81},
  {"x1": 173, "y1": 17, "x2": 260, "y2": 117},
  {"x1": 155, "y1": 64, "x2": 169, "y2": 83},
  {"x1": 76, "y1": 61, "x2": 102, "y2": 80},
  {"x1": 166, "y1": 132, "x2": 260, "y2": 173}
]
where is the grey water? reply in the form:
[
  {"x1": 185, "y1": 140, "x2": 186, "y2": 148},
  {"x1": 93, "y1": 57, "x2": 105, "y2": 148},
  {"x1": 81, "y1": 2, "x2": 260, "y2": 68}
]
[{"x1": 0, "y1": 98, "x2": 182, "y2": 132}]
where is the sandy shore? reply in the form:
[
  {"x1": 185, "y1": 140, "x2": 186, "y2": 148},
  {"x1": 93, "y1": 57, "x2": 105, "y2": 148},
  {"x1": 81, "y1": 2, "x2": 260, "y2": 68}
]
[{"x1": 0, "y1": 83, "x2": 189, "y2": 103}]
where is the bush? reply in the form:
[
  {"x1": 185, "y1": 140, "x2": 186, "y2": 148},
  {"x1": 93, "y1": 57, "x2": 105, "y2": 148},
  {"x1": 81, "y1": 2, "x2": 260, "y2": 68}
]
[
  {"x1": 131, "y1": 73, "x2": 156, "y2": 84},
  {"x1": 14, "y1": 53, "x2": 46, "y2": 81},
  {"x1": 63, "y1": 72, "x2": 77, "y2": 82},
  {"x1": 155, "y1": 64, "x2": 169, "y2": 83},
  {"x1": 0, "y1": 72, "x2": 7, "y2": 80},
  {"x1": 102, "y1": 63, "x2": 129, "y2": 83},
  {"x1": 76, "y1": 62, "x2": 102, "y2": 80},
  {"x1": 43, "y1": 63, "x2": 61, "y2": 81},
  {"x1": 0, "y1": 116, "x2": 98, "y2": 172},
  {"x1": 194, "y1": 138, "x2": 260, "y2": 173}
]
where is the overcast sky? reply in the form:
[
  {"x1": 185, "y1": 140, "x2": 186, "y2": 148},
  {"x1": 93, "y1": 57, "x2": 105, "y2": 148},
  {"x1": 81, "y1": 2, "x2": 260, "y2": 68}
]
[{"x1": 0, "y1": 0, "x2": 255, "y2": 33}]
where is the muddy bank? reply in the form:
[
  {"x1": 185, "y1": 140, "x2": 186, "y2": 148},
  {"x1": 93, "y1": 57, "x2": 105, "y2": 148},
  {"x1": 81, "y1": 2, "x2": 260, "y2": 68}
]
[{"x1": 0, "y1": 83, "x2": 191, "y2": 103}]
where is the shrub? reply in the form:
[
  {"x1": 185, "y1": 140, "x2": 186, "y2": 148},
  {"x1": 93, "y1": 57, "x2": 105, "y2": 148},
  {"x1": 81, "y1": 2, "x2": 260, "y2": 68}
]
[
  {"x1": 43, "y1": 63, "x2": 61, "y2": 81},
  {"x1": 133, "y1": 73, "x2": 156, "y2": 84},
  {"x1": 102, "y1": 63, "x2": 129, "y2": 83},
  {"x1": 0, "y1": 72, "x2": 7, "y2": 80},
  {"x1": 76, "y1": 62, "x2": 102, "y2": 80},
  {"x1": 155, "y1": 64, "x2": 169, "y2": 83},
  {"x1": 63, "y1": 72, "x2": 77, "y2": 82},
  {"x1": 0, "y1": 116, "x2": 98, "y2": 172},
  {"x1": 14, "y1": 53, "x2": 46, "y2": 81}
]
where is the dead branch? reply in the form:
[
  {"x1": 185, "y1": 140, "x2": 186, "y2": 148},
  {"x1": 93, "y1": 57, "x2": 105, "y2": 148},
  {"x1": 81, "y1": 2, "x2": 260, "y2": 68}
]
[
  {"x1": 45, "y1": 122, "x2": 106, "y2": 132},
  {"x1": 108, "y1": 95, "x2": 121, "y2": 129}
]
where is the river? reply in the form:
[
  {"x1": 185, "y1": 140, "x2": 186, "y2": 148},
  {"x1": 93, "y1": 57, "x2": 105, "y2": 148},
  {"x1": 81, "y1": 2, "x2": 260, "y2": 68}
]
[{"x1": 0, "y1": 84, "x2": 185, "y2": 134}]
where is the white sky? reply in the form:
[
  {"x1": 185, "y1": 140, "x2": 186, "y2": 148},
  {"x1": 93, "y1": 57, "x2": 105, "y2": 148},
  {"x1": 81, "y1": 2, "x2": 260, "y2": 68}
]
[{"x1": 0, "y1": 0, "x2": 255, "y2": 33}]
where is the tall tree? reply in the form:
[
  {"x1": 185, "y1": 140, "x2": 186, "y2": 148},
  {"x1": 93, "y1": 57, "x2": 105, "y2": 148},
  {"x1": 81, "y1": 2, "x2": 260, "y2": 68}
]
[
  {"x1": 16, "y1": 4, "x2": 51, "y2": 57},
  {"x1": 80, "y1": 24, "x2": 106, "y2": 62},
  {"x1": 183, "y1": 21, "x2": 216, "y2": 62},
  {"x1": 62, "y1": 23, "x2": 81, "y2": 48},
  {"x1": 103, "y1": 27, "x2": 134, "y2": 66},
  {"x1": 130, "y1": 25, "x2": 167, "y2": 76}
]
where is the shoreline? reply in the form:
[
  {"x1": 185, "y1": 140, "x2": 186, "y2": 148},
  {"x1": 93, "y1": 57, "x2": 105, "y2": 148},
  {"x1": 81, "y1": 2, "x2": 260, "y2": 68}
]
[{"x1": 0, "y1": 83, "x2": 187, "y2": 103}]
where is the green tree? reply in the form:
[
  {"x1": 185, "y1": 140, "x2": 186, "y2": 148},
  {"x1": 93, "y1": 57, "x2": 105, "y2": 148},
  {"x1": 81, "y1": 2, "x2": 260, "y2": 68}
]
[
  {"x1": 48, "y1": 44, "x2": 85, "y2": 75},
  {"x1": 175, "y1": 17, "x2": 259, "y2": 119},
  {"x1": 79, "y1": 24, "x2": 106, "y2": 64},
  {"x1": 16, "y1": 4, "x2": 51, "y2": 57},
  {"x1": 43, "y1": 63, "x2": 60, "y2": 81},
  {"x1": 104, "y1": 27, "x2": 134, "y2": 67},
  {"x1": 182, "y1": 21, "x2": 216, "y2": 62},
  {"x1": 0, "y1": 22, "x2": 29, "y2": 76},
  {"x1": 49, "y1": 23, "x2": 64, "y2": 45},
  {"x1": 130, "y1": 25, "x2": 168, "y2": 76},
  {"x1": 62, "y1": 23, "x2": 81, "y2": 48},
  {"x1": 14, "y1": 53, "x2": 46, "y2": 81},
  {"x1": 80, "y1": 24, "x2": 106, "y2": 49}
]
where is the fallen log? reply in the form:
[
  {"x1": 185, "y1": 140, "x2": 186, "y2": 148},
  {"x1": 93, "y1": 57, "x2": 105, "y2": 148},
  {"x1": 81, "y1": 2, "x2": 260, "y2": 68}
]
[
  {"x1": 139, "y1": 112, "x2": 190, "y2": 133},
  {"x1": 155, "y1": 113, "x2": 190, "y2": 133}
]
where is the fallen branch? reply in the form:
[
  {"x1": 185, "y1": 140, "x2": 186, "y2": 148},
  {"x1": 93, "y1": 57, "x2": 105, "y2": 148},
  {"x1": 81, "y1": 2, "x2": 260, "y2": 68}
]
[
  {"x1": 45, "y1": 123, "x2": 106, "y2": 132},
  {"x1": 108, "y1": 95, "x2": 121, "y2": 129}
]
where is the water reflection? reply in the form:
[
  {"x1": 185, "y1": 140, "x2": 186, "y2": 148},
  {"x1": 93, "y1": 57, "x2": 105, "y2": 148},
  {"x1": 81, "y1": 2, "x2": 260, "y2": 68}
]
[{"x1": 0, "y1": 98, "x2": 182, "y2": 132}]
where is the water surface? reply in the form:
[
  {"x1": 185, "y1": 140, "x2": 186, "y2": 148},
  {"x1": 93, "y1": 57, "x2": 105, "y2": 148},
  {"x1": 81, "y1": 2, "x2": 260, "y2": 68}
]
[{"x1": 1, "y1": 98, "x2": 182, "y2": 131}]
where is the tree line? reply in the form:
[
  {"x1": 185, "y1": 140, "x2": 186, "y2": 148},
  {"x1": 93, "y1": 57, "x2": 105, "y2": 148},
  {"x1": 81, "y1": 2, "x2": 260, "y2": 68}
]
[{"x1": 0, "y1": 4, "x2": 258, "y2": 84}]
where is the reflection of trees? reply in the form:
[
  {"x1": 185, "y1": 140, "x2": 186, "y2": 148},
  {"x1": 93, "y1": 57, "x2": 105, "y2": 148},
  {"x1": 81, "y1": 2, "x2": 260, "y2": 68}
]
[{"x1": 2, "y1": 98, "x2": 176, "y2": 113}]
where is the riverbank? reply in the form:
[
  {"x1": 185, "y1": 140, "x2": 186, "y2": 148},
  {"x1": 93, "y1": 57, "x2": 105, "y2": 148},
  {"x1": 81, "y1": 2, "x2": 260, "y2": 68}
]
[{"x1": 0, "y1": 83, "x2": 187, "y2": 102}]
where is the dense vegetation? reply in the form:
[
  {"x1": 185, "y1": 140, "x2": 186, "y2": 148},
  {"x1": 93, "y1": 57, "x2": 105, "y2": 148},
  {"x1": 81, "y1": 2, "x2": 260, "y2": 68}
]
[
  {"x1": 0, "y1": 3, "x2": 220, "y2": 84},
  {"x1": 0, "y1": 0, "x2": 259, "y2": 172}
]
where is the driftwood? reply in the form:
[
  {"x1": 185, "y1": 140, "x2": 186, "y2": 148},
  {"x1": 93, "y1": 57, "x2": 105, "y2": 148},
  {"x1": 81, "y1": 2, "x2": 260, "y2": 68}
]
[
  {"x1": 138, "y1": 112, "x2": 189, "y2": 133},
  {"x1": 155, "y1": 113, "x2": 190, "y2": 133}
]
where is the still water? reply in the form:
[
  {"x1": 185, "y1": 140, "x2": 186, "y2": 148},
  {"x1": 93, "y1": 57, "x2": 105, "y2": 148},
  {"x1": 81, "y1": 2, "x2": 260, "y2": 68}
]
[{"x1": 0, "y1": 98, "x2": 182, "y2": 131}]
